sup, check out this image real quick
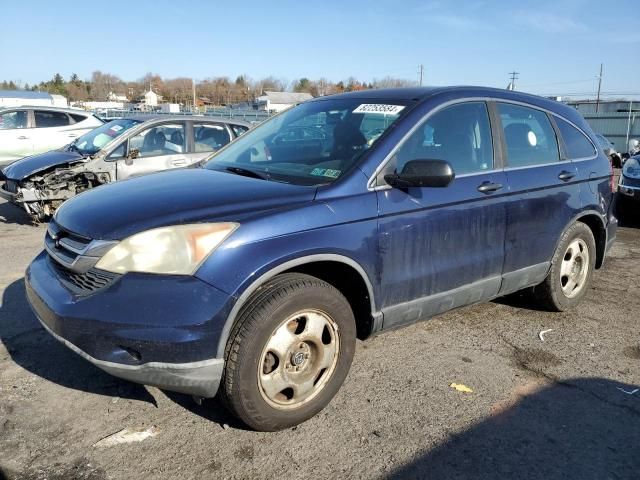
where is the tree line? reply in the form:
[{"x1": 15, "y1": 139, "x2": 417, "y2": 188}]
[{"x1": 1, "y1": 72, "x2": 416, "y2": 106}]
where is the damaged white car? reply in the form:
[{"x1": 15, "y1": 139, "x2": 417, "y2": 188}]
[{"x1": 0, "y1": 115, "x2": 250, "y2": 221}]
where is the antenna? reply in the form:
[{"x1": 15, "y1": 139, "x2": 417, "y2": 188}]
[{"x1": 418, "y1": 65, "x2": 424, "y2": 86}]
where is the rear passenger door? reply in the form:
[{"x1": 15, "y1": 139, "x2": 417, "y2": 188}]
[
  {"x1": 375, "y1": 101, "x2": 508, "y2": 329},
  {"x1": 496, "y1": 102, "x2": 581, "y2": 294},
  {"x1": 30, "y1": 110, "x2": 76, "y2": 154},
  {"x1": 115, "y1": 122, "x2": 189, "y2": 180}
]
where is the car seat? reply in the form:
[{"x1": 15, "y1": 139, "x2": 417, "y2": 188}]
[{"x1": 504, "y1": 123, "x2": 537, "y2": 166}]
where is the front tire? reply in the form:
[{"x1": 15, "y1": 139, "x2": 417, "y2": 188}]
[
  {"x1": 532, "y1": 222, "x2": 596, "y2": 311},
  {"x1": 220, "y1": 273, "x2": 356, "y2": 431}
]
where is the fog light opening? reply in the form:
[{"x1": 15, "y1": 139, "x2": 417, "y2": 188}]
[{"x1": 120, "y1": 345, "x2": 142, "y2": 362}]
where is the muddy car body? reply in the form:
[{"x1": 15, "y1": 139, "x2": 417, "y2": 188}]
[
  {"x1": 0, "y1": 115, "x2": 250, "y2": 220},
  {"x1": 25, "y1": 87, "x2": 617, "y2": 431}
]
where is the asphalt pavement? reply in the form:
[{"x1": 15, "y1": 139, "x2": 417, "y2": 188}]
[{"x1": 0, "y1": 197, "x2": 639, "y2": 480}]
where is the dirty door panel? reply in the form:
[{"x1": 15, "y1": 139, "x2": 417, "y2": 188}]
[
  {"x1": 497, "y1": 102, "x2": 581, "y2": 293},
  {"x1": 376, "y1": 101, "x2": 507, "y2": 329}
]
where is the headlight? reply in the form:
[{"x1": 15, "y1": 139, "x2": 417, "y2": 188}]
[
  {"x1": 95, "y1": 223, "x2": 238, "y2": 275},
  {"x1": 623, "y1": 158, "x2": 640, "y2": 179}
]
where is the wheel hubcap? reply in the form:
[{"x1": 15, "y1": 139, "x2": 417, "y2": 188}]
[
  {"x1": 258, "y1": 309, "x2": 340, "y2": 409},
  {"x1": 560, "y1": 238, "x2": 590, "y2": 298}
]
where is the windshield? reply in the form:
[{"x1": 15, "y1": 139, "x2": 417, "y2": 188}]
[
  {"x1": 204, "y1": 98, "x2": 410, "y2": 185},
  {"x1": 71, "y1": 119, "x2": 141, "y2": 155}
]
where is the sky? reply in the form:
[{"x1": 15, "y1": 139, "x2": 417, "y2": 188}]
[{"x1": 2, "y1": 0, "x2": 639, "y2": 99}]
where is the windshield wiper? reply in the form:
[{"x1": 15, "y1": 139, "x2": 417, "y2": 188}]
[{"x1": 224, "y1": 166, "x2": 270, "y2": 181}]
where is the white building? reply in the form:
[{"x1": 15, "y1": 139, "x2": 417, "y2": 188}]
[
  {"x1": 256, "y1": 91, "x2": 313, "y2": 113},
  {"x1": 143, "y1": 89, "x2": 159, "y2": 107},
  {"x1": 108, "y1": 91, "x2": 128, "y2": 102},
  {"x1": 0, "y1": 90, "x2": 68, "y2": 108}
]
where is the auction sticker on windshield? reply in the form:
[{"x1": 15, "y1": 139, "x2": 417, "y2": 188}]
[
  {"x1": 353, "y1": 104, "x2": 405, "y2": 115},
  {"x1": 311, "y1": 168, "x2": 341, "y2": 178}
]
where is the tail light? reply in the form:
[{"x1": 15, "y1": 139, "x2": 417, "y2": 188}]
[{"x1": 609, "y1": 159, "x2": 616, "y2": 192}]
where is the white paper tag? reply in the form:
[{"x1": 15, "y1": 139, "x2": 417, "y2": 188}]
[{"x1": 353, "y1": 104, "x2": 405, "y2": 115}]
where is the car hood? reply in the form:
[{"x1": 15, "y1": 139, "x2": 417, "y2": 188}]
[
  {"x1": 54, "y1": 168, "x2": 317, "y2": 240},
  {"x1": 1, "y1": 149, "x2": 85, "y2": 180}
]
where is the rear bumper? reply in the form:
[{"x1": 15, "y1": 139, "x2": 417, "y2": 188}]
[{"x1": 25, "y1": 250, "x2": 234, "y2": 397}]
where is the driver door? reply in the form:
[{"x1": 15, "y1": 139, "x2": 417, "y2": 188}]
[
  {"x1": 375, "y1": 101, "x2": 508, "y2": 329},
  {"x1": 116, "y1": 122, "x2": 189, "y2": 180}
]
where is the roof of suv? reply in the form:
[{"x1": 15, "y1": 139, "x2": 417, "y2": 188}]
[
  {"x1": 316, "y1": 86, "x2": 582, "y2": 125},
  {"x1": 0, "y1": 106, "x2": 96, "y2": 115}
]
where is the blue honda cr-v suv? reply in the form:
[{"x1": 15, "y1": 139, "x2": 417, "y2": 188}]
[{"x1": 24, "y1": 87, "x2": 617, "y2": 431}]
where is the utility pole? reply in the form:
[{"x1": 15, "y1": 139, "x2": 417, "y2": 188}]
[
  {"x1": 192, "y1": 79, "x2": 197, "y2": 112},
  {"x1": 508, "y1": 71, "x2": 519, "y2": 90},
  {"x1": 596, "y1": 63, "x2": 603, "y2": 113},
  {"x1": 418, "y1": 65, "x2": 424, "y2": 86}
]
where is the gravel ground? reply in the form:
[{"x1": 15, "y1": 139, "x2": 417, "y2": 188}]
[{"x1": 0, "y1": 195, "x2": 639, "y2": 480}]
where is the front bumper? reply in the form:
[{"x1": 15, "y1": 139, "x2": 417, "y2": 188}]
[
  {"x1": 618, "y1": 183, "x2": 640, "y2": 201},
  {"x1": 26, "y1": 251, "x2": 235, "y2": 397}
]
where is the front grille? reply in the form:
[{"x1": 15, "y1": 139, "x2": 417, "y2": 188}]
[
  {"x1": 621, "y1": 174, "x2": 640, "y2": 188},
  {"x1": 44, "y1": 219, "x2": 120, "y2": 295},
  {"x1": 46, "y1": 219, "x2": 93, "y2": 266},
  {"x1": 49, "y1": 257, "x2": 119, "y2": 295}
]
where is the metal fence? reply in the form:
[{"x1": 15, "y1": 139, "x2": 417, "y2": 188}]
[
  {"x1": 583, "y1": 111, "x2": 639, "y2": 152},
  {"x1": 97, "y1": 108, "x2": 273, "y2": 124}
]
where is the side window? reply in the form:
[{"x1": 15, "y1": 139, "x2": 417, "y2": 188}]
[
  {"x1": 194, "y1": 123, "x2": 231, "y2": 152},
  {"x1": 69, "y1": 113, "x2": 88, "y2": 124},
  {"x1": 555, "y1": 117, "x2": 597, "y2": 160},
  {"x1": 129, "y1": 123, "x2": 185, "y2": 158},
  {"x1": 0, "y1": 110, "x2": 28, "y2": 129},
  {"x1": 383, "y1": 102, "x2": 494, "y2": 180},
  {"x1": 231, "y1": 124, "x2": 249, "y2": 137},
  {"x1": 34, "y1": 110, "x2": 70, "y2": 128},
  {"x1": 498, "y1": 103, "x2": 560, "y2": 167}
]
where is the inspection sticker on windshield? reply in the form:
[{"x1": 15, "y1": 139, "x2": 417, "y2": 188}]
[
  {"x1": 353, "y1": 104, "x2": 405, "y2": 115},
  {"x1": 110, "y1": 125, "x2": 123, "y2": 132},
  {"x1": 311, "y1": 168, "x2": 341, "y2": 178}
]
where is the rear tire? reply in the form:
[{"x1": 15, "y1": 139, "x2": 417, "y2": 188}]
[
  {"x1": 220, "y1": 273, "x2": 356, "y2": 431},
  {"x1": 532, "y1": 222, "x2": 596, "y2": 311}
]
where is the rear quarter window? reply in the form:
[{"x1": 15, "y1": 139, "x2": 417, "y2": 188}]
[
  {"x1": 69, "y1": 113, "x2": 89, "y2": 124},
  {"x1": 555, "y1": 117, "x2": 597, "y2": 160}
]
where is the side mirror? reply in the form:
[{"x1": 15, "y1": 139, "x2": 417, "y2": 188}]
[
  {"x1": 125, "y1": 148, "x2": 139, "y2": 166},
  {"x1": 384, "y1": 159, "x2": 455, "y2": 188}
]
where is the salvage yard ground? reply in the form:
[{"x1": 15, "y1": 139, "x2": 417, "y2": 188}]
[{"x1": 0, "y1": 195, "x2": 639, "y2": 480}]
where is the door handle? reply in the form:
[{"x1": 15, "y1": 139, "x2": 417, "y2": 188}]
[
  {"x1": 17, "y1": 135, "x2": 29, "y2": 140},
  {"x1": 558, "y1": 170, "x2": 576, "y2": 182},
  {"x1": 477, "y1": 181, "x2": 503, "y2": 194},
  {"x1": 67, "y1": 133, "x2": 78, "y2": 138},
  {"x1": 171, "y1": 160, "x2": 187, "y2": 167}
]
